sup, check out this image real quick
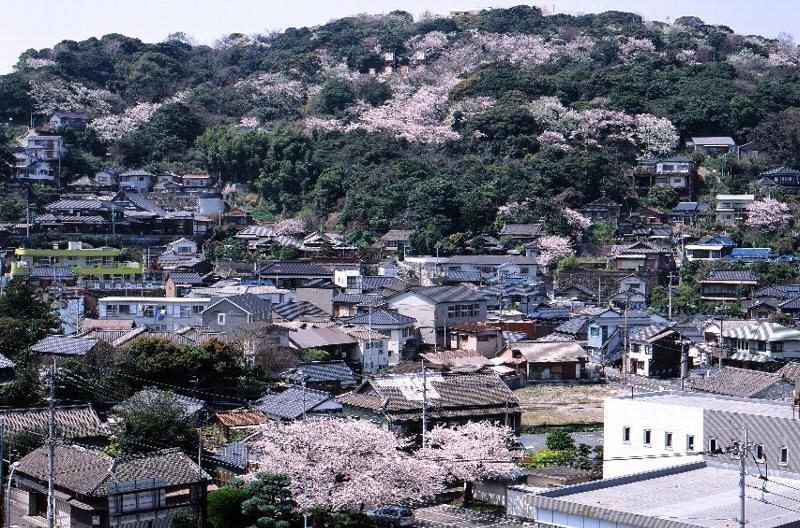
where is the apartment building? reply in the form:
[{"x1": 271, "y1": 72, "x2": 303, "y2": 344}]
[{"x1": 98, "y1": 297, "x2": 210, "y2": 330}]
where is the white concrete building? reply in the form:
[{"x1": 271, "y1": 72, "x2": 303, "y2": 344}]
[
  {"x1": 716, "y1": 194, "x2": 754, "y2": 224},
  {"x1": 98, "y1": 296, "x2": 210, "y2": 330}
]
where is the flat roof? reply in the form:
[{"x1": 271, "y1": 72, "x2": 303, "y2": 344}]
[
  {"x1": 611, "y1": 390, "x2": 795, "y2": 420},
  {"x1": 99, "y1": 297, "x2": 210, "y2": 303},
  {"x1": 530, "y1": 462, "x2": 800, "y2": 528}
]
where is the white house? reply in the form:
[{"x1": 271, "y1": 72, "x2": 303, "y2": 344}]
[
  {"x1": 716, "y1": 194, "x2": 754, "y2": 224},
  {"x1": 722, "y1": 321, "x2": 800, "y2": 362},
  {"x1": 339, "y1": 308, "x2": 416, "y2": 365},
  {"x1": 438, "y1": 255, "x2": 538, "y2": 281},
  {"x1": 98, "y1": 296, "x2": 210, "y2": 330},
  {"x1": 343, "y1": 328, "x2": 390, "y2": 373},
  {"x1": 19, "y1": 130, "x2": 65, "y2": 161},
  {"x1": 118, "y1": 170, "x2": 155, "y2": 192},
  {"x1": 387, "y1": 286, "x2": 487, "y2": 347}
]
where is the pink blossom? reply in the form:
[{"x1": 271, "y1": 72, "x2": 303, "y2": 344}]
[
  {"x1": 618, "y1": 37, "x2": 656, "y2": 63},
  {"x1": 417, "y1": 422, "x2": 519, "y2": 484},
  {"x1": 563, "y1": 208, "x2": 591, "y2": 230},
  {"x1": 634, "y1": 114, "x2": 679, "y2": 157},
  {"x1": 88, "y1": 101, "x2": 162, "y2": 143},
  {"x1": 745, "y1": 198, "x2": 792, "y2": 228},
  {"x1": 536, "y1": 235, "x2": 574, "y2": 266},
  {"x1": 274, "y1": 218, "x2": 308, "y2": 236},
  {"x1": 29, "y1": 78, "x2": 114, "y2": 116},
  {"x1": 248, "y1": 417, "x2": 445, "y2": 511}
]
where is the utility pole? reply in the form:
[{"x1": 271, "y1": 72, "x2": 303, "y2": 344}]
[
  {"x1": 46, "y1": 357, "x2": 56, "y2": 528},
  {"x1": 726, "y1": 429, "x2": 753, "y2": 528},
  {"x1": 301, "y1": 375, "x2": 307, "y2": 420},
  {"x1": 667, "y1": 272, "x2": 674, "y2": 321},
  {"x1": 623, "y1": 297, "x2": 629, "y2": 378},
  {"x1": 717, "y1": 310, "x2": 725, "y2": 371},
  {"x1": 421, "y1": 358, "x2": 428, "y2": 447},
  {"x1": 197, "y1": 429, "x2": 202, "y2": 469}
]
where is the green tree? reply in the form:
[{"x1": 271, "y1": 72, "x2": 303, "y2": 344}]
[
  {"x1": 313, "y1": 79, "x2": 355, "y2": 115},
  {"x1": 208, "y1": 486, "x2": 249, "y2": 528},
  {"x1": 645, "y1": 185, "x2": 680, "y2": 210},
  {"x1": 241, "y1": 472, "x2": 298, "y2": 528},
  {"x1": 113, "y1": 390, "x2": 199, "y2": 455},
  {"x1": 114, "y1": 337, "x2": 192, "y2": 388},
  {"x1": 301, "y1": 348, "x2": 330, "y2": 362},
  {"x1": 546, "y1": 430, "x2": 576, "y2": 451}
]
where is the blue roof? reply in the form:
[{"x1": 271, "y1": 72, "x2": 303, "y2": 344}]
[
  {"x1": 529, "y1": 308, "x2": 572, "y2": 320},
  {"x1": 340, "y1": 308, "x2": 416, "y2": 326},
  {"x1": 730, "y1": 248, "x2": 772, "y2": 257},
  {"x1": 698, "y1": 235, "x2": 735, "y2": 247},
  {"x1": 672, "y1": 202, "x2": 710, "y2": 213}
]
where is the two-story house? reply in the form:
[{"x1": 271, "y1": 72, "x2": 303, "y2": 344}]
[
  {"x1": 627, "y1": 324, "x2": 691, "y2": 378},
  {"x1": 722, "y1": 322, "x2": 800, "y2": 363},
  {"x1": 181, "y1": 173, "x2": 214, "y2": 189},
  {"x1": 98, "y1": 296, "x2": 210, "y2": 330},
  {"x1": 585, "y1": 308, "x2": 669, "y2": 364},
  {"x1": 48, "y1": 111, "x2": 89, "y2": 130},
  {"x1": 386, "y1": 285, "x2": 488, "y2": 348},
  {"x1": 632, "y1": 155, "x2": 695, "y2": 199},
  {"x1": 715, "y1": 194, "x2": 754, "y2": 225},
  {"x1": 699, "y1": 269, "x2": 758, "y2": 301},
  {"x1": 498, "y1": 223, "x2": 543, "y2": 245},
  {"x1": 611, "y1": 241, "x2": 674, "y2": 275},
  {"x1": 579, "y1": 197, "x2": 622, "y2": 228},
  {"x1": 378, "y1": 230, "x2": 414, "y2": 253},
  {"x1": 201, "y1": 293, "x2": 272, "y2": 332},
  {"x1": 758, "y1": 166, "x2": 800, "y2": 194},
  {"x1": 685, "y1": 235, "x2": 736, "y2": 261},
  {"x1": 668, "y1": 201, "x2": 711, "y2": 225},
  {"x1": 686, "y1": 136, "x2": 736, "y2": 155},
  {"x1": 19, "y1": 129, "x2": 66, "y2": 161},
  {"x1": 118, "y1": 169, "x2": 155, "y2": 192},
  {"x1": 340, "y1": 308, "x2": 416, "y2": 365},
  {"x1": 609, "y1": 273, "x2": 647, "y2": 309},
  {"x1": 438, "y1": 254, "x2": 538, "y2": 281}
]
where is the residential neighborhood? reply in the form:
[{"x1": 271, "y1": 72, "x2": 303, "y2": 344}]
[{"x1": 3, "y1": 3, "x2": 800, "y2": 528}]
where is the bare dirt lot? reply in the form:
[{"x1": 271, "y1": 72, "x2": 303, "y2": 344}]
[{"x1": 514, "y1": 382, "x2": 628, "y2": 427}]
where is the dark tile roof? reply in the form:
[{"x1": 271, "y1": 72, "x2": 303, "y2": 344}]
[
  {"x1": 332, "y1": 293, "x2": 385, "y2": 305},
  {"x1": 31, "y1": 335, "x2": 100, "y2": 356},
  {"x1": 255, "y1": 386, "x2": 336, "y2": 420},
  {"x1": 0, "y1": 405, "x2": 103, "y2": 440},
  {"x1": 704, "y1": 270, "x2": 759, "y2": 282},
  {"x1": 121, "y1": 191, "x2": 168, "y2": 216},
  {"x1": 402, "y1": 285, "x2": 487, "y2": 303},
  {"x1": 206, "y1": 293, "x2": 271, "y2": 316},
  {"x1": 691, "y1": 367, "x2": 788, "y2": 398},
  {"x1": 582, "y1": 196, "x2": 621, "y2": 208},
  {"x1": 446, "y1": 270, "x2": 485, "y2": 283},
  {"x1": 282, "y1": 361, "x2": 358, "y2": 385},
  {"x1": 211, "y1": 441, "x2": 249, "y2": 470},
  {"x1": 361, "y1": 276, "x2": 408, "y2": 292},
  {"x1": 763, "y1": 166, "x2": 800, "y2": 176},
  {"x1": 725, "y1": 248, "x2": 773, "y2": 260},
  {"x1": 380, "y1": 230, "x2": 414, "y2": 241},
  {"x1": 779, "y1": 297, "x2": 800, "y2": 310},
  {"x1": 528, "y1": 308, "x2": 572, "y2": 320},
  {"x1": 340, "y1": 308, "x2": 416, "y2": 326},
  {"x1": 499, "y1": 223, "x2": 543, "y2": 237},
  {"x1": 259, "y1": 261, "x2": 331, "y2": 277},
  {"x1": 672, "y1": 202, "x2": 710, "y2": 213},
  {"x1": 338, "y1": 372, "x2": 519, "y2": 421},
  {"x1": 168, "y1": 272, "x2": 204, "y2": 285},
  {"x1": 272, "y1": 301, "x2": 330, "y2": 322},
  {"x1": 28, "y1": 266, "x2": 77, "y2": 279},
  {"x1": 46, "y1": 199, "x2": 105, "y2": 211},
  {"x1": 754, "y1": 285, "x2": 800, "y2": 299},
  {"x1": 442, "y1": 255, "x2": 538, "y2": 265}
]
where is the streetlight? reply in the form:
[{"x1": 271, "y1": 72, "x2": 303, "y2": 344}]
[{"x1": 6, "y1": 461, "x2": 19, "y2": 528}]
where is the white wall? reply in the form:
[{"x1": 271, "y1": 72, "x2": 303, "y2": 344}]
[{"x1": 603, "y1": 397, "x2": 704, "y2": 478}]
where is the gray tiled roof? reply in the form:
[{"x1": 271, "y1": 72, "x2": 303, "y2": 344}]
[
  {"x1": 340, "y1": 308, "x2": 416, "y2": 326},
  {"x1": 704, "y1": 269, "x2": 758, "y2": 282},
  {"x1": 206, "y1": 293, "x2": 271, "y2": 316},
  {"x1": 690, "y1": 367, "x2": 787, "y2": 398},
  {"x1": 16, "y1": 444, "x2": 209, "y2": 497},
  {"x1": 361, "y1": 276, "x2": 408, "y2": 292},
  {"x1": 29, "y1": 267, "x2": 77, "y2": 279},
  {"x1": 509, "y1": 341, "x2": 588, "y2": 363},
  {"x1": 379, "y1": 230, "x2": 414, "y2": 242},
  {"x1": 332, "y1": 293, "x2": 385, "y2": 305},
  {"x1": 31, "y1": 335, "x2": 100, "y2": 356},
  {"x1": 338, "y1": 372, "x2": 519, "y2": 420},
  {"x1": 168, "y1": 272, "x2": 203, "y2": 285},
  {"x1": 0, "y1": 405, "x2": 103, "y2": 440},
  {"x1": 46, "y1": 199, "x2": 105, "y2": 210},
  {"x1": 499, "y1": 223, "x2": 543, "y2": 237},
  {"x1": 442, "y1": 255, "x2": 538, "y2": 265},
  {"x1": 272, "y1": 301, "x2": 330, "y2": 321},
  {"x1": 282, "y1": 361, "x2": 358, "y2": 385},
  {"x1": 211, "y1": 441, "x2": 249, "y2": 470},
  {"x1": 255, "y1": 386, "x2": 336, "y2": 420},
  {"x1": 259, "y1": 261, "x2": 331, "y2": 277},
  {"x1": 763, "y1": 166, "x2": 800, "y2": 176},
  {"x1": 403, "y1": 285, "x2": 487, "y2": 303},
  {"x1": 554, "y1": 316, "x2": 590, "y2": 336}
]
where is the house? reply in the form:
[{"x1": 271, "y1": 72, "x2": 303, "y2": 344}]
[
  {"x1": 509, "y1": 461, "x2": 800, "y2": 528},
  {"x1": 342, "y1": 328, "x2": 390, "y2": 372},
  {"x1": 584, "y1": 308, "x2": 669, "y2": 365},
  {"x1": 699, "y1": 269, "x2": 758, "y2": 301},
  {"x1": 553, "y1": 284, "x2": 597, "y2": 303},
  {"x1": 201, "y1": 293, "x2": 272, "y2": 331},
  {"x1": 722, "y1": 322, "x2": 800, "y2": 364},
  {"x1": 208, "y1": 409, "x2": 269, "y2": 439},
  {"x1": 339, "y1": 308, "x2": 416, "y2": 365},
  {"x1": 12, "y1": 445, "x2": 209, "y2": 528},
  {"x1": 98, "y1": 296, "x2": 210, "y2": 330},
  {"x1": 30, "y1": 335, "x2": 112, "y2": 367},
  {"x1": 715, "y1": 194, "x2": 754, "y2": 224},
  {"x1": 632, "y1": 155, "x2": 695, "y2": 199},
  {"x1": 480, "y1": 282, "x2": 546, "y2": 314},
  {"x1": 281, "y1": 361, "x2": 359, "y2": 394},
  {"x1": 438, "y1": 254, "x2": 538, "y2": 281},
  {"x1": 603, "y1": 390, "x2": 800, "y2": 479},
  {"x1": 180, "y1": 173, "x2": 214, "y2": 189},
  {"x1": 190, "y1": 282, "x2": 294, "y2": 306},
  {"x1": 579, "y1": 197, "x2": 622, "y2": 228},
  {"x1": 12, "y1": 152, "x2": 55, "y2": 184},
  {"x1": 498, "y1": 223, "x2": 543, "y2": 244},
  {"x1": 19, "y1": 129, "x2": 66, "y2": 161},
  {"x1": 627, "y1": 325, "x2": 691, "y2": 378},
  {"x1": 0, "y1": 405, "x2": 103, "y2": 445},
  {"x1": 690, "y1": 366, "x2": 795, "y2": 400},
  {"x1": 745, "y1": 285, "x2": 800, "y2": 321},
  {"x1": 114, "y1": 389, "x2": 207, "y2": 423},
  {"x1": 258, "y1": 261, "x2": 332, "y2": 289},
  {"x1": 164, "y1": 272, "x2": 205, "y2": 296},
  {"x1": 288, "y1": 327, "x2": 358, "y2": 361},
  {"x1": 684, "y1": 235, "x2": 736, "y2": 261},
  {"x1": 668, "y1": 201, "x2": 711, "y2": 225},
  {"x1": 611, "y1": 241, "x2": 674, "y2": 275},
  {"x1": 331, "y1": 293, "x2": 384, "y2": 318},
  {"x1": 387, "y1": 286, "x2": 488, "y2": 347},
  {"x1": 759, "y1": 166, "x2": 800, "y2": 193},
  {"x1": 93, "y1": 169, "x2": 118, "y2": 188},
  {"x1": 338, "y1": 372, "x2": 521, "y2": 437},
  {"x1": 686, "y1": 135, "x2": 736, "y2": 155},
  {"x1": 255, "y1": 385, "x2": 342, "y2": 420},
  {"x1": 609, "y1": 274, "x2": 648, "y2": 310},
  {"x1": 447, "y1": 323, "x2": 503, "y2": 357},
  {"x1": 48, "y1": 111, "x2": 89, "y2": 130},
  {"x1": 300, "y1": 232, "x2": 356, "y2": 255},
  {"x1": 271, "y1": 301, "x2": 331, "y2": 323},
  {"x1": 222, "y1": 208, "x2": 251, "y2": 230},
  {"x1": 628, "y1": 207, "x2": 663, "y2": 225},
  {"x1": 118, "y1": 169, "x2": 155, "y2": 192},
  {"x1": 498, "y1": 340, "x2": 588, "y2": 381}
]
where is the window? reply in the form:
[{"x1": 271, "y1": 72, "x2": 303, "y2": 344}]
[
  {"x1": 709, "y1": 437, "x2": 718, "y2": 453},
  {"x1": 143, "y1": 305, "x2": 155, "y2": 318},
  {"x1": 622, "y1": 426, "x2": 631, "y2": 443},
  {"x1": 687, "y1": 435, "x2": 695, "y2": 451},
  {"x1": 106, "y1": 305, "x2": 119, "y2": 316},
  {"x1": 643, "y1": 429, "x2": 652, "y2": 446},
  {"x1": 217, "y1": 313, "x2": 226, "y2": 326},
  {"x1": 180, "y1": 306, "x2": 192, "y2": 318},
  {"x1": 756, "y1": 444, "x2": 765, "y2": 462},
  {"x1": 757, "y1": 341, "x2": 766, "y2": 351},
  {"x1": 773, "y1": 342, "x2": 784, "y2": 353},
  {"x1": 520, "y1": 267, "x2": 529, "y2": 274},
  {"x1": 590, "y1": 327, "x2": 600, "y2": 337},
  {"x1": 477, "y1": 335, "x2": 490, "y2": 342},
  {"x1": 781, "y1": 446, "x2": 789, "y2": 465},
  {"x1": 192, "y1": 305, "x2": 203, "y2": 314},
  {"x1": 665, "y1": 432, "x2": 673, "y2": 449}
]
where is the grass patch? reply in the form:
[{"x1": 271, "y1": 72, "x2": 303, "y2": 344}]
[{"x1": 522, "y1": 422, "x2": 603, "y2": 435}]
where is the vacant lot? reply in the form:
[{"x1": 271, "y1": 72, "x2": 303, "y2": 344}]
[{"x1": 514, "y1": 383, "x2": 628, "y2": 427}]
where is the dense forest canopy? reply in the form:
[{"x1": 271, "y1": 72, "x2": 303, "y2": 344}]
[{"x1": 3, "y1": 6, "x2": 800, "y2": 249}]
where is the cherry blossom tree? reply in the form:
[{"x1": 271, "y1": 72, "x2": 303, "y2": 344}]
[
  {"x1": 29, "y1": 78, "x2": 114, "y2": 116},
  {"x1": 273, "y1": 218, "x2": 308, "y2": 236},
  {"x1": 248, "y1": 417, "x2": 445, "y2": 511},
  {"x1": 563, "y1": 208, "x2": 591, "y2": 230},
  {"x1": 618, "y1": 37, "x2": 656, "y2": 63},
  {"x1": 88, "y1": 101, "x2": 162, "y2": 143},
  {"x1": 536, "y1": 235, "x2": 574, "y2": 266},
  {"x1": 634, "y1": 114, "x2": 679, "y2": 157},
  {"x1": 417, "y1": 422, "x2": 519, "y2": 484},
  {"x1": 745, "y1": 198, "x2": 792, "y2": 228}
]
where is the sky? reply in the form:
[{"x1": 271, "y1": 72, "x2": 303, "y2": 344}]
[{"x1": 1, "y1": 0, "x2": 799, "y2": 74}]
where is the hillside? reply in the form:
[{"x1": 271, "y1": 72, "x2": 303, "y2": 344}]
[{"x1": 2, "y1": 6, "x2": 800, "y2": 251}]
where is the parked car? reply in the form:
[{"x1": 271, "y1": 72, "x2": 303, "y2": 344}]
[{"x1": 366, "y1": 506, "x2": 415, "y2": 528}]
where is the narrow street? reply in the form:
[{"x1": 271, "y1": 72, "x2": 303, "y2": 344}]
[{"x1": 414, "y1": 505, "x2": 529, "y2": 528}]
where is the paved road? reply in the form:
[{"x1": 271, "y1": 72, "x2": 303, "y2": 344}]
[
  {"x1": 415, "y1": 504, "x2": 528, "y2": 528},
  {"x1": 518, "y1": 431, "x2": 603, "y2": 451}
]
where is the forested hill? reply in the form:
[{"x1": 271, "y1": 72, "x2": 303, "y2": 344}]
[{"x1": 3, "y1": 6, "x2": 800, "y2": 249}]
